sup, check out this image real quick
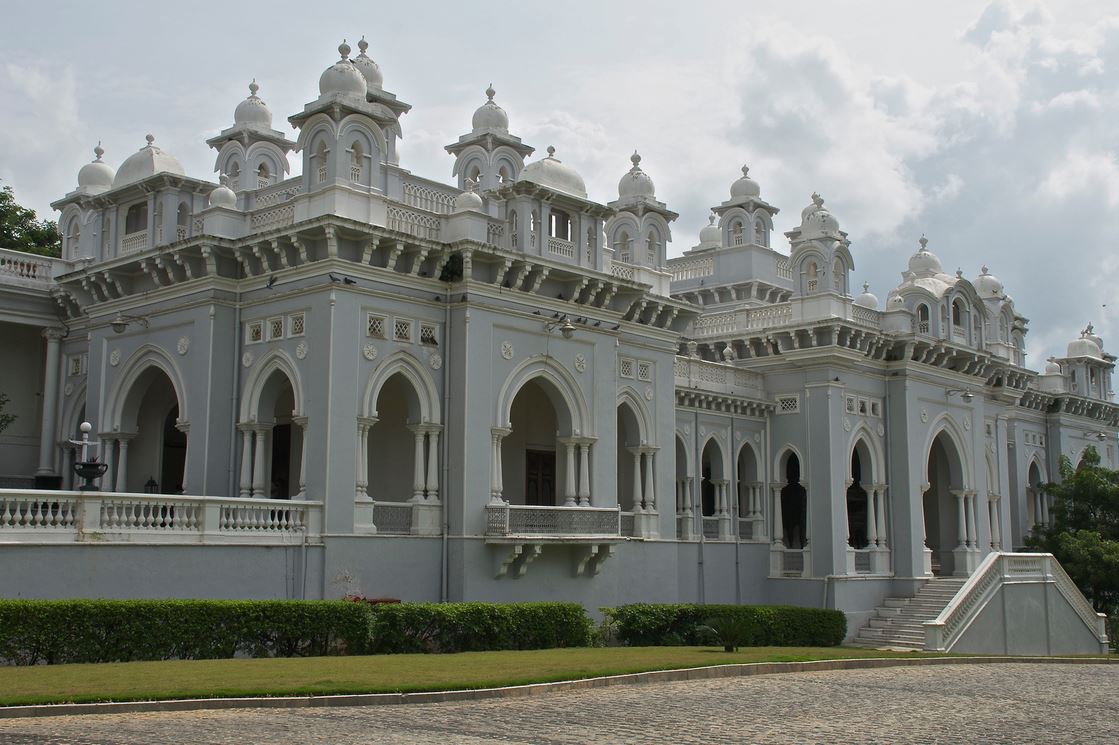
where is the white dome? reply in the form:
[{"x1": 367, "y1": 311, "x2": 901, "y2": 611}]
[
  {"x1": 1044, "y1": 358, "x2": 1062, "y2": 375},
  {"x1": 318, "y1": 41, "x2": 367, "y2": 98},
  {"x1": 112, "y1": 135, "x2": 185, "y2": 189},
  {"x1": 471, "y1": 85, "x2": 509, "y2": 132},
  {"x1": 854, "y1": 282, "x2": 879, "y2": 309},
  {"x1": 77, "y1": 143, "x2": 114, "y2": 192},
  {"x1": 908, "y1": 236, "x2": 942, "y2": 276},
  {"x1": 453, "y1": 188, "x2": 483, "y2": 213},
  {"x1": 234, "y1": 80, "x2": 272, "y2": 128},
  {"x1": 1067, "y1": 330, "x2": 1102, "y2": 359},
  {"x1": 353, "y1": 37, "x2": 383, "y2": 90},
  {"x1": 1084, "y1": 322, "x2": 1103, "y2": 350},
  {"x1": 699, "y1": 213, "x2": 721, "y2": 247},
  {"x1": 730, "y1": 165, "x2": 760, "y2": 199},
  {"x1": 799, "y1": 193, "x2": 840, "y2": 239},
  {"x1": 974, "y1": 265, "x2": 1003, "y2": 298},
  {"x1": 618, "y1": 151, "x2": 655, "y2": 199},
  {"x1": 208, "y1": 176, "x2": 237, "y2": 209},
  {"x1": 517, "y1": 146, "x2": 587, "y2": 199}
]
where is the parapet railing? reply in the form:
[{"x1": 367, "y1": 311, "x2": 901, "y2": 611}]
[
  {"x1": 0, "y1": 489, "x2": 322, "y2": 543},
  {"x1": 485, "y1": 503, "x2": 621, "y2": 539}
]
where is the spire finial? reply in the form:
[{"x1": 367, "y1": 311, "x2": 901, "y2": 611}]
[
  {"x1": 248, "y1": 78, "x2": 259, "y2": 96},
  {"x1": 708, "y1": 213, "x2": 717, "y2": 226},
  {"x1": 981, "y1": 264, "x2": 989, "y2": 274},
  {"x1": 1086, "y1": 321, "x2": 1095, "y2": 334},
  {"x1": 485, "y1": 84, "x2": 495, "y2": 101},
  {"x1": 145, "y1": 134, "x2": 155, "y2": 146},
  {"x1": 219, "y1": 174, "x2": 231, "y2": 188},
  {"x1": 956, "y1": 267, "x2": 963, "y2": 278},
  {"x1": 631, "y1": 150, "x2": 641, "y2": 168},
  {"x1": 357, "y1": 36, "x2": 369, "y2": 54},
  {"x1": 93, "y1": 141, "x2": 104, "y2": 161},
  {"x1": 339, "y1": 40, "x2": 351, "y2": 59},
  {"x1": 546, "y1": 145, "x2": 556, "y2": 157},
  {"x1": 742, "y1": 164, "x2": 750, "y2": 177},
  {"x1": 862, "y1": 281, "x2": 870, "y2": 293},
  {"x1": 918, "y1": 234, "x2": 928, "y2": 250},
  {"x1": 811, "y1": 191, "x2": 823, "y2": 207}
]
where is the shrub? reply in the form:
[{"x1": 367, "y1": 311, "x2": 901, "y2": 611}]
[{"x1": 607, "y1": 603, "x2": 846, "y2": 648}]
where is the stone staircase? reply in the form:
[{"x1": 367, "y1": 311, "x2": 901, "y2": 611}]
[{"x1": 850, "y1": 577, "x2": 968, "y2": 650}]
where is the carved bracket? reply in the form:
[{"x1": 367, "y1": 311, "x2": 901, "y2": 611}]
[{"x1": 495, "y1": 543, "x2": 542, "y2": 579}]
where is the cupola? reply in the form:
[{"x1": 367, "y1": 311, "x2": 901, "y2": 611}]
[
  {"x1": 974, "y1": 265, "x2": 1004, "y2": 298},
  {"x1": 318, "y1": 41, "x2": 367, "y2": 98},
  {"x1": 234, "y1": 80, "x2": 272, "y2": 129},
  {"x1": 517, "y1": 146, "x2": 587, "y2": 199},
  {"x1": 698, "y1": 213, "x2": 721, "y2": 248},
  {"x1": 798, "y1": 192, "x2": 841, "y2": 239},
  {"x1": 352, "y1": 37, "x2": 384, "y2": 90},
  {"x1": 112, "y1": 134, "x2": 185, "y2": 189},
  {"x1": 471, "y1": 85, "x2": 509, "y2": 133},
  {"x1": 76, "y1": 142, "x2": 115, "y2": 194},
  {"x1": 854, "y1": 282, "x2": 879, "y2": 309},
  {"x1": 618, "y1": 151, "x2": 655, "y2": 199},
  {"x1": 729, "y1": 165, "x2": 760, "y2": 199},
  {"x1": 208, "y1": 175, "x2": 238, "y2": 209}
]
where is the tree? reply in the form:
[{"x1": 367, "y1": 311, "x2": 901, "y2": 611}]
[
  {"x1": 1027, "y1": 446, "x2": 1119, "y2": 618},
  {"x1": 0, "y1": 184, "x2": 61, "y2": 257},
  {"x1": 0, "y1": 392, "x2": 15, "y2": 434}
]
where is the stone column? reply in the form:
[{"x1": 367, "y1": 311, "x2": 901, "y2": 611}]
[
  {"x1": 174, "y1": 421, "x2": 190, "y2": 493},
  {"x1": 772, "y1": 484, "x2": 784, "y2": 546},
  {"x1": 355, "y1": 418, "x2": 373, "y2": 499},
  {"x1": 35, "y1": 328, "x2": 64, "y2": 477},
  {"x1": 101, "y1": 436, "x2": 116, "y2": 492},
  {"x1": 630, "y1": 448, "x2": 642, "y2": 512},
  {"x1": 866, "y1": 486, "x2": 878, "y2": 547},
  {"x1": 643, "y1": 449, "x2": 655, "y2": 512},
  {"x1": 238, "y1": 426, "x2": 253, "y2": 498},
  {"x1": 293, "y1": 416, "x2": 308, "y2": 499},
  {"x1": 875, "y1": 484, "x2": 888, "y2": 548},
  {"x1": 989, "y1": 493, "x2": 1002, "y2": 550},
  {"x1": 426, "y1": 429, "x2": 440, "y2": 502},
  {"x1": 952, "y1": 489, "x2": 967, "y2": 549},
  {"x1": 252, "y1": 426, "x2": 269, "y2": 498},
  {"x1": 115, "y1": 434, "x2": 133, "y2": 492},
  {"x1": 578, "y1": 443, "x2": 591, "y2": 506},
  {"x1": 966, "y1": 490, "x2": 978, "y2": 550},
  {"x1": 408, "y1": 426, "x2": 426, "y2": 502},
  {"x1": 490, "y1": 427, "x2": 509, "y2": 504},
  {"x1": 563, "y1": 441, "x2": 577, "y2": 507}
]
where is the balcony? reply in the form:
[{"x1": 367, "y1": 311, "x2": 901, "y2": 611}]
[
  {"x1": 546, "y1": 236, "x2": 575, "y2": 259},
  {"x1": 485, "y1": 503, "x2": 620, "y2": 540},
  {"x1": 120, "y1": 230, "x2": 149, "y2": 254},
  {"x1": 673, "y1": 356, "x2": 766, "y2": 400},
  {"x1": 0, "y1": 248, "x2": 70, "y2": 291}
]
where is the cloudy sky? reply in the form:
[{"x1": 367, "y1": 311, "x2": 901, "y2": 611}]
[{"x1": 1, "y1": 0, "x2": 1116, "y2": 365}]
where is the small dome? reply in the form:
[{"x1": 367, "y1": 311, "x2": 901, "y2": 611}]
[
  {"x1": 908, "y1": 235, "x2": 943, "y2": 276},
  {"x1": 618, "y1": 151, "x2": 655, "y2": 199},
  {"x1": 974, "y1": 265, "x2": 1003, "y2": 298},
  {"x1": 1044, "y1": 358, "x2": 1062, "y2": 375},
  {"x1": 1084, "y1": 322, "x2": 1103, "y2": 350},
  {"x1": 208, "y1": 176, "x2": 237, "y2": 209},
  {"x1": 699, "y1": 213, "x2": 721, "y2": 248},
  {"x1": 799, "y1": 192, "x2": 840, "y2": 239},
  {"x1": 730, "y1": 165, "x2": 760, "y2": 199},
  {"x1": 471, "y1": 85, "x2": 509, "y2": 132},
  {"x1": 112, "y1": 135, "x2": 185, "y2": 189},
  {"x1": 318, "y1": 41, "x2": 367, "y2": 98},
  {"x1": 352, "y1": 37, "x2": 383, "y2": 90},
  {"x1": 234, "y1": 79, "x2": 272, "y2": 128},
  {"x1": 887, "y1": 292, "x2": 905, "y2": 307},
  {"x1": 1067, "y1": 329, "x2": 1102, "y2": 359},
  {"x1": 854, "y1": 282, "x2": 879, "y2": 309},
  {"x1": 77, "y1": 142, "x2": 114, "y2": 192},
  {"x1": 517, "y1": 146, "x2": 587, "y2": 199},
  {"x1": 453, "y1": 186, "x2": 483, "y2": 213}
]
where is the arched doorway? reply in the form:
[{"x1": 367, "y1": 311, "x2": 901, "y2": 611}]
[
  {"x1": 924, "y1": 431, "x2": 968, "y2": 576},
  {"x1": 502, "y1": 378, "x2": 564, "y2": 506},
  {"x1": 617, "y1": 401, "x2": 643, "y2": 513},
  {"x1": 779, "y1": 452, "x2": 807, "y2": 548},
  {"x1": 675, "y1": 434, "x2": 691, "y2": 538},
  {"x1": 847, "y1": 442, "x2": 871, "y2": 549},
  {"x1": 241, "y1": 368, "x2": 303, "y2": 499},
  {"x1": 368, "y1": 372, "x2": 425, "y2": 503},
  {"x1": 114, "y1": 366, "x2": 184, "y2": 493},
  {"x1": 1026, "y1": 460, "x2": 1045, "y2": 531},
  {"x1": 700, "y1": 438, "x2": 726, "y2": 538},
  {"x1": 737, "y1": 443, "x2": 761, "y2": 539}
]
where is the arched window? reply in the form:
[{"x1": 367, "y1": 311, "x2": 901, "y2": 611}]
[
  {"x1": 228, "y1": 161, "x2": 241, "y2": 190},
  {"x1": 731, "y1": 220, "x2": 744, "y2": 246},
  {"x1": 530, "y1": 210, "x2": 539, "y2": 247},
  {"x1": 617, "y1": 229, "x2": 631, "y2": 263},
  {"x1": 646, "y1": 230, "x2": 658, "y2": 264},
  {"x1": 549, "y1": 209, "x2": 571, "y2": 240},
  {"x1": 497, "y1": 165, "x2": 511, "y2": 183},
  {"x1": 176, "y1": 203, "x2": 190, "y2": 241},
  {"x1": 833, "y1": 258, "x2": 843, "y2": 291},
  {"x1": 754, "y1": 219, "x2": 766, "y2": 246},
  {"x1": 509, "y1": 210, "x2": 519, "y2": 249},
  {"x1": 806, "y1": 261, "x2": 818, "y2": 292},
  {"x1": 916, "y1": 304, "x2": 930, "y2": 334},
  {"x1": 952, "y1": 299, "x2": 964, "y2": 327},
  {"x1": 257, "y1": 162, "x2": 270, "y2": 189},
  {"x1": 66, "y1": 218, "x2": 80, "y2": 258},
  {"x1": 315, "y1": 142, "x2": 328, "y2": 184},
  {"x1": 350, "y1": 141, "x2": 363, "y2": 182},
  {"x1": 1000, "y1": 316, "x2": 1009, "y2": 341},
  {"x1": 124, "y1": 202, "x2": 148, "y2": 235}
]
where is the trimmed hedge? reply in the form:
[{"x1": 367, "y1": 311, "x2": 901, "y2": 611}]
[
  {"x1": 606, "y1": 604, "x2": 846, "y2": 648},
  {"x1": 0, "y1": 600, "x2": 594, "y2": 665}
]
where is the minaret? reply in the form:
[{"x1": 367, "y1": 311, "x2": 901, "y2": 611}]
[
  {"x1": 206, "y1": 80, "x2": 296, "y2": 191},
  {"x1": 445, "y1": 85, "x2": 534, "y2": 191},
  {"x1": 606, "y1": 151, "x2": 678, "y2": 269}
]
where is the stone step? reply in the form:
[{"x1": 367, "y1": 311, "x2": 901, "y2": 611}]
[
  {"x1": 868, "y1": 618, "x2": 927, "y2": 631},
  {"x1": 857, "y1": 625, "x2": 927, "y2": 639}
]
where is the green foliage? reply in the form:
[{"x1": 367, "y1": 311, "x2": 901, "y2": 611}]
[
  {"x1": 365, "y1": 602, "x2": 594, "y2": 654},
  {"x1": 0, "y1": 599, "x2": 594, "y2": 665},
  {"x1": 1028, "y1": 446, "x2": 1119, "y2": 617},
  {"x1": 0, "y1": 185, "x2": 60, "y2": 257},
  {"x1": 0, "y1": 392, "x2": 14, "y2": 434},
  {"x1": 606, "y1": 603, "x2": 846, "y2": 648}
]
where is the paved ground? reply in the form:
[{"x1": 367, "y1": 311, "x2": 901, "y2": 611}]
[{"x1": 0, "y1": 663, "x2": 1114, "y2": 744}]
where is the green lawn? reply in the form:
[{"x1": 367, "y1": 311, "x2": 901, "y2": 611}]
[{"x1": 0, "y1": 646, "x2": 941, "y2": 706}]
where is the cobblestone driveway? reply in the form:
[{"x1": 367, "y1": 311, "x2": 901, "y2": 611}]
[{"x1": 0, "y1": 663, "x2": 1114, "y2": 744}]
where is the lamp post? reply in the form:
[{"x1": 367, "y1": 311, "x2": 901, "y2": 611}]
[{"x1": 68, "y1": 422, "x2": 107, "y2": 491}]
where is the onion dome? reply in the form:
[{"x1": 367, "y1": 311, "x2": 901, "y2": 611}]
[
  {"x1": 1084, "y1": 322, "x2": 1103, "y2": 350},
  {"x1": 698, "y1": 213, "x2": 721, "y2": 248},
  {"x1": 208, "y1": 175, "x2": 237, "y2": 209},
  {"x1": 974, "y1": 265, "x2": 1003, "y2": 298},
  {"x1": 112, "y1": 135, "x2": 185, "y2": 189},
  {"x1": 77, "y1": 142, "x2": 115, "y2": 193},
  {"x1": 799, "y1": 192, "x2": 841, "y2": 239},
  {"x1": 1067, "y1": 327, "x2": 1103, "y2": 359},
  {"x1": 1044, "y1": 357, "x2": 1062, "y2": 375},
  {"x1": 517, "y1": 146, "x2": 587, "y2": 199},
  {"x1": 352, "y1": 37, "x2": 383, "y2": 90},
  {"x1": 318, "y1": 41, "x2": 367, "y2": 98},
  {"x1": 234, "y1": 79, "x2": 272, "y2": 129},
  {"x1": 471, "y1": 84, "x2": 509, "y2": 132},
  {"x1": 453, "y1": 180, "x2": 483, "y2": 212},
  {"x1": 908, "y1": 235, "x2": 942, "y2": 276},
  {"x1": 730, "y1": 165, "x2": 760, "y2": 199},
  {"x1": 854, "y1": 282, "x2": 879, "y2": 309},
  {"x1": 618, "y1": 151, "x2": 655, "y2": 199}
]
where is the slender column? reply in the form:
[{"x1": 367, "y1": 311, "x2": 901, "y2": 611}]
[
  {"x1": 750, "y1": 484, "x2": 759, "y2": 518},
  {"x1": 35, "y1": 329, "x2": 64, "y2": 476},
  {"x1": 772, "y1": 485, "x2": 784, "y2": 546},
  {"x1": 578, "y1": 443, "x2": 591, "y2": 506},
  {"x1": 101, "y1": 437, "x2": 116, "y2": 492},
  {"x1": 1041, "y1": 493, "x2": 1050, "y2": 526},
  {"x1": 252, "y1": 427, "x2": 269, "y2": 497},
  {"x1": 238, "y1": 427, "x2": 253, "y2": 498},
  {"x1": 966, "y1": 491, "x2": 978, "y2": 549},
  {"x1": 355, "y1": 421, "x2": 369, "y2": 498},
  {"x1": 953, "y1": 489, "x2": 967, "y2": 549},
  {"x1": 293, "y1": 416, "x2": 308, "y2": 499},
  {"x1": 643, "y1": 450, "x2": 655, "y2": 512},
  {"x1": 490, "y1": 432, "x2": 501, "y2": 502},
  {"x1": 630, "y1": 449, "x2": 642, "y2": 512},
  {"x1": 563, "y1": 442, "x2": 577, "y2": 507},
  {"x1": 426, "y1": 430, "x2": 440, "y2": 502},
  {"x1": 875, "y1": 484, "x2": 888, "y2": 548},
  {"x1": 675, "y1": 479, "x2": 683, "y2": 513},
  {"x1": 718, "y1": 481, "x2": 729, "y2": 516},
  {"x1": 866, "y1": 487, "x2": 878, "y2": 547},
  {"x1": 115, "y1": 436, "x2": 131, "y2": 492},
  {"x1": 174, "y1": 421, "x2": 190, "y2": 493},
  {"x1": 989, "y1": 494, "x2": 1002, "y2": 550},
  {"x1": 409, "y1": 427, "x2": 426, "y2": 502}
]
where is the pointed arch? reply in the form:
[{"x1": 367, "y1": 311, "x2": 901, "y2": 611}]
[
  {"x1": 213, "y1": 140, "x2": 247, "y2": 177},
  {"x1": 363, "y1": 350, "x2": 440, "y2": 424},
  {"x1": 616, "y1": 386, "x2": 652, "y2": 446},
  {"x1": 846, "y1": 426, "x2": 884, "y2": 484},
  {"x1": 675, "y1": 430, "x2": 692, "y2": 477},
  {"x1": 922, "y1": 414, "x2": 971, "y2": 489},
  {"x1": 240, "y1": 349, "x2": 304, "y2": 422},
  {"x1": 104, "y1": 345, "x2": 189, "y2": 431},
  {"x1": 774, "y1": 444, "x2": 805, "y2": 478},
  {"x1": 293, "y1": 113, "x2": 338, "y2": 153},
  {"x1": 497, "y1": 355, "x2": 589, "y2": 436},
  {"x1": 338, "y1": 114, "x2": 388, "y2": 155}
]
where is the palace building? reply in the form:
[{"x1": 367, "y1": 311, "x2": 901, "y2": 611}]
[{"x1": 0, "y1": 41, "x2": 1110, "y2": 653}]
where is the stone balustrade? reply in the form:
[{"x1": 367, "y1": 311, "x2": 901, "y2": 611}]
[
  {"x1": 485, "y1": 503, "x2": 620, "y2": 538},
  {"x1": 0, "y1": 489, "x2": 321, "y2": 543},
  {"x1": 673, "y1": 356, "x2": 766, "y2": 399},
  {"x1": 0, "y1": 249, "x2": 71, "y2": 290}
]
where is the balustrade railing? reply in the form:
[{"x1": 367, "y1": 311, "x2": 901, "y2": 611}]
[
  {"x1": 250, "y1": 205, "x2": 295, "y2": 231},
  {"x1": 702, "y1": 516, "x2": 720, "y2": 540},
  {"x1": 610, "y1": 260, "x2": 637, "y2": 281},
  {"x1": 402, "y1": 180, "x2": 457, "y2": 214},
  {"x1": 0, "y1": 249, "x2": 67, "y2": 289},
  {"x1": 674, "y1": 356, "x2": 766, "y2": 399},
  {"x1": 387, "y1": 206, "x2": 441, "y2": 240},
  {"x1": 670, "y1": 257, "x2": 715, "y2": 282},
  {"x1": 254, "y1": 181, "x2": 304, "y2": 208},
  {"x1": 620, "y1": 511, "x2": 636, "y2": 537},
  {"x1": 693, "y1": 303, "x2": 793, "y2": 338},
  {"x1": 485, "y1": 503, "x2": 620, "y2": 538},
  {"x1": 547, "y1": 236, "x2": 575, "y2": 259},
  {"x1": 120, "y1": 230, "x2": 149, "y2": 254},
  {"x1": 0, "y1": 490, "x2": 321, "y2": 543},
  {"x1": 372, "y1": 501, "x2": 414, "y2": 535}
]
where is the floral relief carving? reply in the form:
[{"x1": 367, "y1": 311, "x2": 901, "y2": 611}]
[
  {"x1": 501, "y1": 341, "x2": 514, "y2": 360},
  {"x1": 362, "y1": 343, "x2": 378, "y2": 361}
]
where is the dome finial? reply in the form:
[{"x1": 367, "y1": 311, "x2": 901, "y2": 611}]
[
  {"x1": 93, "y1": 141, "x2": 104, "y2": 160},
  {"x1": 1086, "y1": 321, "x2": 1095, "y2": 335},
  {"x1": 248, "y1": 79, "x2": 259, "y2": 96},
  {"x1": 956, "y1": 267, "x2": 963, "y2": 278},
  {"x1": 357, "y1": 36, "x2": 369, "y2": 54},
  {"x1": 219, "y1": 174, "x2": 231, "y2": 188},
  {"x1": 980, "y1": 264, "x2": 989, "y2": 275},
  {"x1": 339, "y1": 39, "x2": 351, "y2": 59},
  {"x1": 863, "y1": 281, "x2": 870, "y2": 293},
  {"x1": 708, "y1": 213, "x2": 717, "y2": 226},
  {"x1": 742, "y1": 164, "x2": 750, "y2": 177},
  {"x1": 546, "y1": 145, "x2": 556, "y2": 158},
  {"x1": 145, "y1": 134, "x2": 155, "y2": 146},
  {"x1": 631, "y1": 150, "x2": 641, "y2": 168},
  {"x1": 812, "y1": 192, "x2": 824, "y2": 208},
  {"x1": 485, "y1": 83, "x2": 495, "y2": 101},
  {"x1": 918, "y1": 234, "x2": 928, "y2": 251}
]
